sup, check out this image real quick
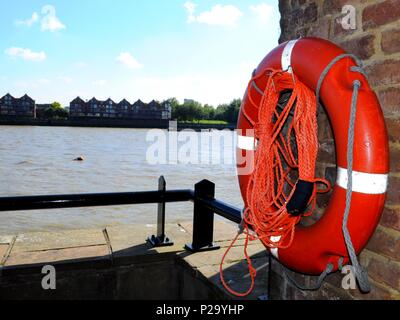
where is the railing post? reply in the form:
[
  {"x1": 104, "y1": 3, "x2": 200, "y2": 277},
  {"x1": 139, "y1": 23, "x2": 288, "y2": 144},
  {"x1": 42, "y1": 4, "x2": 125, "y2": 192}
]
[
  {"x1": 185, "y1": 180, "x2": 220, "y2": 252},
  {"x1": 147, "y1": 176, "x2": 174, "y2": 247}
]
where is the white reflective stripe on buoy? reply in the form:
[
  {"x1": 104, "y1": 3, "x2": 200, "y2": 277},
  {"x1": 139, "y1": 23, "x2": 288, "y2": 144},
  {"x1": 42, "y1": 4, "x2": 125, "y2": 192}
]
[
  {"x1": 281, "y1": 39, "x2": 299, "y2": 72},
  {"x1": 270, "y1": 236, "x2": 282, "y2": 259},
  {"x1": 237, "y1": 135, "x2": 256, "y2": 151},
  {"x1": 336, "y1": 167, "x2": 389, "y2": 194}
]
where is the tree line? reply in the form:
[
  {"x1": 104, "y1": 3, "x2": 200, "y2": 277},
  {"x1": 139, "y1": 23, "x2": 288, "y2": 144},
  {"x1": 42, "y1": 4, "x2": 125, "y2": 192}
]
[
  {"x1": 42, "y1": 99, "x2": 242, "y2": 123},
  {"x1": 165, "y1": 98, "x2": 242, "y2": 124},
  {"x1": 40, "y1": 102, "x2": 69, "y2": 119}
]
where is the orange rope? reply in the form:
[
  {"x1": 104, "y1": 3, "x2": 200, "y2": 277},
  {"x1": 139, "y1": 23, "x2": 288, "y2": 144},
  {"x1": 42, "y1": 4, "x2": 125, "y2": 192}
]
[{"x1": 220, "y1": 69, "x2": 331, "y2": 297}]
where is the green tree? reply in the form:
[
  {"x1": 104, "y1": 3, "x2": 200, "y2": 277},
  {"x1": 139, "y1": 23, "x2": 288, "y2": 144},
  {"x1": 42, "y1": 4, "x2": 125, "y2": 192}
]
[
  {"x1": 225, "y1": 99, "x2": 241, "y2": 123},
  {"x1": 44, "y1": 102, "x2": 69, "y2": 119},
  {"x1": 167, "y1": 98, "x2": 241, "y2": 123},
  {"x1": 214, "y1": 99, "x2": 241, "y2": 123},
  {"x1": 202, "y1": 104, "x2": 215, "y2": 120}
]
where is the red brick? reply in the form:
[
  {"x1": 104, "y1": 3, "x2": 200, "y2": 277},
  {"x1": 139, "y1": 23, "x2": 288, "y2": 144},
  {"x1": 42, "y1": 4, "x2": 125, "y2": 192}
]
[
  {"x1": 290, "y1": 7, "x2": 306, "y2": 26},
  {"x1": 279, "y1": 0, "x2": 291, "y2": 14},
  {"x1": 324, "y1": 166, "x2": 337, "y2": 188},
  {"x1": 323, "y1": 0, "x2": 362, "y2": 15},
  {"x1": 339, "y1": 34, "x2": 375, "y2": 60},
  {"x1": 366, "y1": 59, "x2": 400, "y2": 87},
  {"x1": 381, "y1": 207, "x2": 400, "y2": 232},
  {"x1": 386, "y1": 118, "x2": 400, "y2": 143},
  {"x1": 304, "y1": 2, "x2": 318, "y2": 23},
  {"x1": 296, "y1": 27, "x2": 310, "y2": 39},
  {"x1": 318, "y1": 141, "x2": 336, "y2": 164},
  {"x1": 290, "y1": 0, "x2": 308, "y2": 8},
  {"x1": 367, "y1": 257, "x2": 400, "y2": 290},
  {"x1": 390, "y1": 146, "x2": 400, "y2": 172},
  {"x1": 311, "y1": 282, "x2": 353, "y2": 300},
  {"x1": 316, "y1": 192, "x2": 332, "y2": 209},
  {"x1": 308, "y1": 18, "x2": 331, "y2": 39},
  {"x1": 367, "y1": 228, "x2": 400, "y2": 260},
  {"x1": 350, "y1": 280, "x2": 394, "y2": 300},
  {"x1": 333, "y1": 16, "x2": 358, "y2": 37},
  {"x1": 318, "y1": 107, "x2": 333, "y2": 141},
  {"x1": 382, "y1": 28, "x2": 400, "y2": 54},
  {"x1": 363, "y1": 0, "x2": 400, "y2": 30},
  {"x1": 387, "y1": 176, "x2": 400, "y2": 203},
  {"x1": 378, "y1": 87, "x2": 400, "y2": 114},
  {"x1": 325, "y1": 270, "x2": 345, "y2": 288}
]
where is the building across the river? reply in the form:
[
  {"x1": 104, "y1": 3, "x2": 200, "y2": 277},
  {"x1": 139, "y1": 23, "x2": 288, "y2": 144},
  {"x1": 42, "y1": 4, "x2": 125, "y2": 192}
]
[
  {"x1": 0, "y1": 93, "x2": 36, "y2": 118},
  {"x1": 69, "y1": 97, "x2": 171, "y2": 120},
  {"x1": 35, "y1": 104, "x2": 52, "y2": 119},
  {"x1": 0, "y1": 93, "x2": 172, "y2": 121}
]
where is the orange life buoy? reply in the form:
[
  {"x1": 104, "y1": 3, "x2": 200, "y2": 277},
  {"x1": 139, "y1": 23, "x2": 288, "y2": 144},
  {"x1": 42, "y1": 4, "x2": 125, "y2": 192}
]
[{"x1": 236, "y1": 37, "x2": 389, "y2": 276}]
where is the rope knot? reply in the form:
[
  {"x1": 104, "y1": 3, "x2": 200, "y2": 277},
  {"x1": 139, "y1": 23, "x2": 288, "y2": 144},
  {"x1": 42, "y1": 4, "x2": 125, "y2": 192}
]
[{"x1": 249, "y1": 265, "x2": 257, "y2": 278}]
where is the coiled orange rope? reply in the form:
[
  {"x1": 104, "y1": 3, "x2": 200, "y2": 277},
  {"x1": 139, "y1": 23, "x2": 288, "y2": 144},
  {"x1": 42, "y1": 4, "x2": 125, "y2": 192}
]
[{"x1": 220, "y1": 69, "x2": 331, "y2": 297}]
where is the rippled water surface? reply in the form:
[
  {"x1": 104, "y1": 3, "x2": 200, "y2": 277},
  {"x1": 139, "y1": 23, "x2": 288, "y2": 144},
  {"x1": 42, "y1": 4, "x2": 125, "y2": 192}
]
[{"x1": 0, "y1": 126, "x2": 243, "y2": 235}]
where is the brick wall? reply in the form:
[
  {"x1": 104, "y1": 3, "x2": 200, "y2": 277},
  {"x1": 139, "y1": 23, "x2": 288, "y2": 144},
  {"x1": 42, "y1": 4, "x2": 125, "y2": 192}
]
[{"x1": 275, "y1": 0, "x2": 400, "y2": 300}]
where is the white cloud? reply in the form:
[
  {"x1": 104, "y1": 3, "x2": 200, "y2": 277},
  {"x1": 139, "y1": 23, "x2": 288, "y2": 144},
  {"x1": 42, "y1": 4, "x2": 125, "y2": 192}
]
[
  {"x1": 15, "y1": 12, "x2": 39, "y2": 27},
  {"x1": 5, "y1": 47, "x2": 47, "y2": 62},
  {"x1": 184, "y1": 2, "x2": 196, "y2": 23},
  {"x1": 184, "y1": 3, "x2": 243, "y2": 27},
  {"x1": 250, "y1": 3, "x2": 275, "y2": 23},
  {"x1": 197, "y1": 5, "x2": 243, "y2": 26},
  {"x1": 116, "y1": 52, "x2": 143, "y2": 70},
  {"x1": 93, "y1": 80, "x2": 107, "y2": 86},
  {"x1": 41, "y1": 5, "x2": 66, "y2": 32}
]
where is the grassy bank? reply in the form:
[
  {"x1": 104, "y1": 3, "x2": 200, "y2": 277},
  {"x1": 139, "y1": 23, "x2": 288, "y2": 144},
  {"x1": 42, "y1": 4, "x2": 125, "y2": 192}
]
[{"x1": 180, "y1": 120, "x2": 229, "y2": 125}]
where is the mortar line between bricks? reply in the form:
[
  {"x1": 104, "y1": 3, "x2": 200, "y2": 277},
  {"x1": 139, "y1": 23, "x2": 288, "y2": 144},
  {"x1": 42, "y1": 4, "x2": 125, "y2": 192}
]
[
  {"x1": 367, "y1": 277, "x2": 400, "y2": 297},
  {"x1": 363, "y1": 248, "x2": 400, "y2": 266},
  {"x1": 377, "y1": 224, "x2": 400, "y2": 238}
]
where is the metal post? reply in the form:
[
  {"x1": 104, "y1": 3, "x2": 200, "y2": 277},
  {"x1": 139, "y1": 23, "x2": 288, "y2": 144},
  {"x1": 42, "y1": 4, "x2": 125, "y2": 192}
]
[
  {"x1": 147, "y1": 176, "x2": 174, "y2": 247},
  {"x1": 185, "y1": 180, "x2": 220, "y2": 252}
]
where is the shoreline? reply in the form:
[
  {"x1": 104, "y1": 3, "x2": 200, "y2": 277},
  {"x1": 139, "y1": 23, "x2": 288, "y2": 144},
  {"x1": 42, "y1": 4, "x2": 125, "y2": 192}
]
[{"x1": 0, "y1": 118, "x2": 236, "y2": 131}]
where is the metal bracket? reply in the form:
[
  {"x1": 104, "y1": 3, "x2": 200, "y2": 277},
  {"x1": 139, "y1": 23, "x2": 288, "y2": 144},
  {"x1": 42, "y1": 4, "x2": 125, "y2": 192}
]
[{"x1": 147, "y1": 176, "x2": 174, "y2": 247}]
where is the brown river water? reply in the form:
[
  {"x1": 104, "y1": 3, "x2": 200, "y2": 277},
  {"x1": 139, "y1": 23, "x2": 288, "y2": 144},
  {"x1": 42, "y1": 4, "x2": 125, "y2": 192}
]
[{"x1": 0, "y1": 126, "x2": 243, "y2": 235}]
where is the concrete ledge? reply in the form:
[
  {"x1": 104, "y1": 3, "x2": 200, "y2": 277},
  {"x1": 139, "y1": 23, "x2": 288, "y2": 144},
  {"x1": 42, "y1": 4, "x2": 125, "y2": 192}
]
[{"x1": 0, "y1": 221, "x2": 269, "y2": 300}]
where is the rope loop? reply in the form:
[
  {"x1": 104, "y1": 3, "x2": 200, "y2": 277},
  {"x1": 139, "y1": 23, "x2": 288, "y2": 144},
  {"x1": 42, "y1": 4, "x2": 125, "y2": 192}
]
[{"x1": 284, "y1": 263, "x2": 334, "y2": 291}]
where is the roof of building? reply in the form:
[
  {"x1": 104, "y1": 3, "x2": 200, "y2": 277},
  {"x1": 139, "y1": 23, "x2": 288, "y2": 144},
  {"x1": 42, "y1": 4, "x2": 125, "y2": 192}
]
[
  {"x1": 21, "y1": 94, "x2": 34, "y2": 101},
  {"x1": 118, "y1": 99, "x2": 130, "y2": 105},
  {"x1": 133, "y1": 99, "x2": 146, "y2": 107},
  {"x1": 71, "y1": 97, "x2": 85, "y2": 103},
  {"x1": 1, "y1": 93, "x2": 35, "y2": 101}
]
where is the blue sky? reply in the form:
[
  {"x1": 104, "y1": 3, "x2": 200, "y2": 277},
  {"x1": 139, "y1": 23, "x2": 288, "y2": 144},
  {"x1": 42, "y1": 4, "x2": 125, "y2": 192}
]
[{"x1": 0, "y1": 0, "x2": 280, "y2": 106}]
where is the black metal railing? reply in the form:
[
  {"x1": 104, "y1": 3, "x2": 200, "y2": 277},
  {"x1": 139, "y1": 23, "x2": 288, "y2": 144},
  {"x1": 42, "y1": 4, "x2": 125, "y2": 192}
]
[{"x1": 0, "y1": 177, "x2": 242, "y2": 252}]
